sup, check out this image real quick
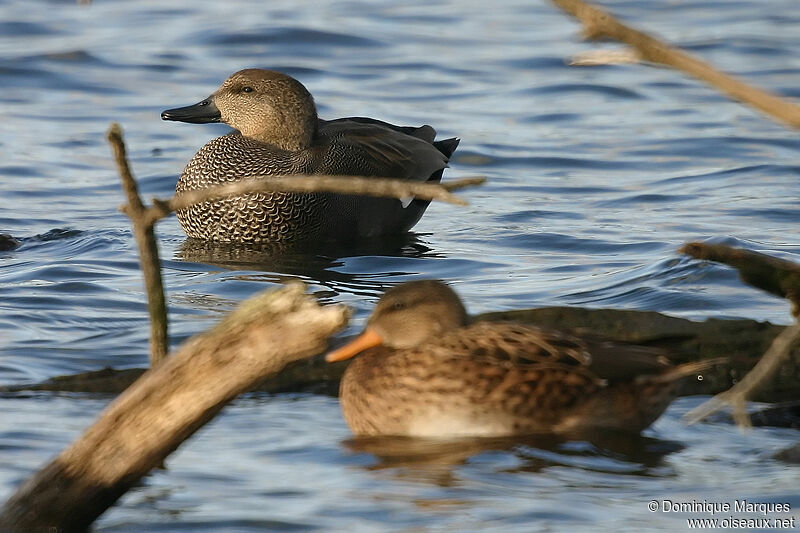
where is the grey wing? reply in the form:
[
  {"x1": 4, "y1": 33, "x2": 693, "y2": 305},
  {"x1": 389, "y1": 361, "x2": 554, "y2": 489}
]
[
  {"x1": 321, "y1": 117, "x2": 437, "y2": 142},
  {"x1": 316, "y1": 119, "x2": 449, "y2": 184}
]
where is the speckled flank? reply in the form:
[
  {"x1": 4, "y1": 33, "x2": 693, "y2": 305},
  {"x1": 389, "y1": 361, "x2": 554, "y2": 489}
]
[{"x1": 176, "y1": 133, "x2": 325, "y2": 243}]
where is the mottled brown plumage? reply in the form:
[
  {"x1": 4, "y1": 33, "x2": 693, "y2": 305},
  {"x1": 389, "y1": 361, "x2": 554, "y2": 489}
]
[
  {"x1": 326, "y1": 280, "x2": 715, "y2": 437},
  {"x1": 162, "y1": 69, "x2": 459, "y2": 244}
]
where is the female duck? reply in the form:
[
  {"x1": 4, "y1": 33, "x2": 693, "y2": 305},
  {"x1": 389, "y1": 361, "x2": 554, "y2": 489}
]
[
  {"x1": 162, "y1": 69, "x2": 459, "y2": 245},
  {"x1": 327, "y1": 280, "x2": 714, "y2": 437}
]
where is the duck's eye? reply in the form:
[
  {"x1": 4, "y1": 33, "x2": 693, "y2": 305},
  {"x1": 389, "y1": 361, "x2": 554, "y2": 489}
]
[
  {"x1": 391, "y1": 301, "x2": 406, "y2": 311},
  {"x1": 242, "y1": 86, "x2": 254, "y2": 93}
]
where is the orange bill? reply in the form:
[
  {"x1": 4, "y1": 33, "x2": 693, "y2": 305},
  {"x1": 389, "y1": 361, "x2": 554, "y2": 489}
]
[{"x1": 325, "y1": 328, "x2": 384, "y2": 362}]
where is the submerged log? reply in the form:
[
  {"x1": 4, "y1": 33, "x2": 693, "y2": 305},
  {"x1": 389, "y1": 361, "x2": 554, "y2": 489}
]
[
  {"x1": 0, "y1": 283, "x2": 348, "y2": 533},
  {"x1": 6, "y1": 306, "x2": 797, "y2": 403}
]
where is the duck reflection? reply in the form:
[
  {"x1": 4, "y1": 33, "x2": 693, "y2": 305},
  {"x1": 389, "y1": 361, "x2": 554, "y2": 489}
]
[
  {"x1": 344, "y1": 430, "x2": 683, "y2": 486},
  {"x1": 175, "y1": 232, "x2": 442, "y2": 298}
]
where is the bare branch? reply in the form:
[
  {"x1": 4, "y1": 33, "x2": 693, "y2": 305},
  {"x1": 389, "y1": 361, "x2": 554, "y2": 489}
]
[
  {"x1": 144, "y1": 175, "x2": 486, "y2": 226},
  {"x1": 108, "y1": 123, "x2": 169, "y2": 365},
  {"x1": 551, "y1": 0, "x2": 800, "y2": 129}
]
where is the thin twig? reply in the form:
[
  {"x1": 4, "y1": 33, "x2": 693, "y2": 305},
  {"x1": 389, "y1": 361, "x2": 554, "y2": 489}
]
[
  {"x1": 145, "y1": 175, "x2": 486, "y2": 226},
  {"x1": 551, "y1": 0, "x2": 800, "y2": 129},
  {"x1": 108, "y1": 123, "x2": 169, "y2": 366},
  {"x1": 684, "y1": 322, "x2": 800, "y2": 426}
]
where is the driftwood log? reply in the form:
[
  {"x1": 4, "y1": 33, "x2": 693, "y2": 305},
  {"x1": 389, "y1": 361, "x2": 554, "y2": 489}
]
[
  {"x1": 0, "y1": 283, "x2": 349, "y2": 533},
  {"x1": 6, "y1": 4, "x2": 800, "y2": 525}
]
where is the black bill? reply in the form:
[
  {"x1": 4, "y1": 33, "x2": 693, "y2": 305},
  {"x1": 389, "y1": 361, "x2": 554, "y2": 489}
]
[{"x1": 161, "y1": 97, "x2": 221, "y2": 123}]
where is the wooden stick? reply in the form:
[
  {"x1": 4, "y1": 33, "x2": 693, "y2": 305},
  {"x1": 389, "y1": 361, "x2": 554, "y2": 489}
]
[
  {"x1": 551, "y1": 0, "x2": 800, "y2": 129},
  {"x1": 145, "y1": 175, "x2": 486, "y2": 226},
  {"x1": 0, "y1": 283, "x2": 349, "y2": 532},
  {"x1": 108, "y1": 123, "x2": 169, "y2": 365}
]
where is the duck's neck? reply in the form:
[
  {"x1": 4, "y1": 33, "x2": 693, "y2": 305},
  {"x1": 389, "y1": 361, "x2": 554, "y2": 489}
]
[{"x1": 239, "y1": 110, "x2": 318, "y2": 152}]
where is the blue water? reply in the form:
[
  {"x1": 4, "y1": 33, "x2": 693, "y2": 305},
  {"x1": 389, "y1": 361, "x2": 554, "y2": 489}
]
[{"x1": 1, "y1": 0, "x2": 798, "y2": 530}]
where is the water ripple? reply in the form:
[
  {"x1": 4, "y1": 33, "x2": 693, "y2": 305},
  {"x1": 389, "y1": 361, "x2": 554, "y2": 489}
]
[{"x1": 1, "y1": 0, "x2": 799, "y2": 529}]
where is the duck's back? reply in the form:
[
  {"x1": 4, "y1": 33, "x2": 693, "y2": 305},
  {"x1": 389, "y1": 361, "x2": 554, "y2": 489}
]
[{"x1": 175, "y1": 119, "x2": 458, "y2": 245}]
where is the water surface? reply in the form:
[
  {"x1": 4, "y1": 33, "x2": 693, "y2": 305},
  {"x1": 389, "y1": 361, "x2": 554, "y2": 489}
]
[{"x1": 1, "y1": 0, "x2": 798, "y2": 530}]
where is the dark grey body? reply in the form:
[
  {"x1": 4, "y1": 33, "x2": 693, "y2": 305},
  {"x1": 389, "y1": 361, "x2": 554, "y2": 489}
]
[{"x1": 176, "y1": 117, "x2": 459, "y2": 245}]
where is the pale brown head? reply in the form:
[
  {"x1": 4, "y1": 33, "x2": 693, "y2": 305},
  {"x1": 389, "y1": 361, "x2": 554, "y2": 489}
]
[
  {"x1": 326, "y1": 280, "x2": 468, "y2": 362},
  {"x1": 162, "y1": 69, "x2": 318, "y2": 151}
]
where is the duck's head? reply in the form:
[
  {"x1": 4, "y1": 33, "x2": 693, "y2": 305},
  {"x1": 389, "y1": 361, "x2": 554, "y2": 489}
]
[
  {"x1": 326, "y1": 280, "x2": 468, "y2": 362},
  {"x1": 162, "y1": 69, "x2": 318, "y2": 151}
]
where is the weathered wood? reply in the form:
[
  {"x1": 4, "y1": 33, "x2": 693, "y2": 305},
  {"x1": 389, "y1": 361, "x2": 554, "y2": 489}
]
[
  {"x1": 551, "y1": 0, "x2": 800, "y2": 129},
  {"x1": 547, "y1": 1, "x2": 800, "y2": 426},
  {"x1": 0, "y1": 283, "x2": 349, "y2": 533},
  {"x1": 153, "y1": 175, "x2": 485, "y2": 224}
]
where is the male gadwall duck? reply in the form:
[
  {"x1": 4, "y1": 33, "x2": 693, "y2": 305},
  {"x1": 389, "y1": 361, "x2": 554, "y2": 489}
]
[
  {"x1": 162, "y1": 69, "x2": 459, "y2": 245},
  {"x1": 326, "y1": 280, "x2": 716, "y2": 437}
]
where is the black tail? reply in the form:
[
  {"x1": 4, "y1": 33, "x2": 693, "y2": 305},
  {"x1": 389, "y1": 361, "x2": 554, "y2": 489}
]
[
  {"x1": 425, "y1": 137, "x2": 460, "y2": 185},
  {"x1": 433, "y1": 137, "x2": 460, "y2": 160}
]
